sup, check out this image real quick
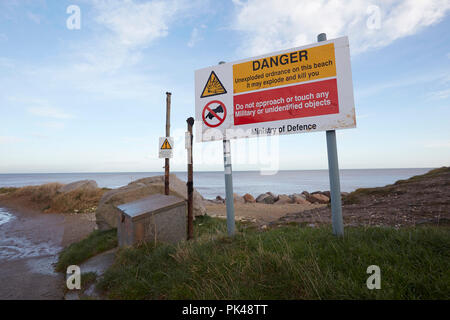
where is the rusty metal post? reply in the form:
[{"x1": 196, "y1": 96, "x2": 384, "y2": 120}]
[
  {"x1": 165, "y1": 92, "x2": 171, "y2": 195},
  {"x1": 186, "y1": 117, "x2": 194, "y2": 240}
]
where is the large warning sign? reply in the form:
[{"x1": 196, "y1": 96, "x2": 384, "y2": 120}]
[{"x1": 195, "y1": 36, "x2": 356, "y2": 142}]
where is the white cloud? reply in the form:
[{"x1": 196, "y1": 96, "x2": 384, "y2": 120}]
[
  {"x1": 428, "y1": 88, "x2": 450, "y2": 100},
  {"x1": 28, "y1": 106, "x2": 74, "y2": 119},
  {"x1": 74, "y1": 0, "x2": 205, "y2": 73},
  {"x1": 425, "y1": 140, "x2": 450, "y2": 148},
  {"x1": 0, "y1": 136, "x2": 23, "y2": 144},
  {"x1": 39, "y1": 122, "x2": 65, "y2": 130},
  {"x1": 187, "y1": 25, "x2": 206, "y2": 47},
  {"x1": 231, "y1": 0, "x2": 450, "y2": 56},
  {"x1": 27, "y1": 12, "x2": 41, "y2": 24}
]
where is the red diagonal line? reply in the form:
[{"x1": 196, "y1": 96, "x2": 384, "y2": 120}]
[{"x1": 205, "y1": 106, "x2": 224, "y2": 123}]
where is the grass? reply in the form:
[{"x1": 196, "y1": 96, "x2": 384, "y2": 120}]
[
  {"x1": 55, "y1": 229, "x2": 117, "y2": 272},
  {"x1": 96, "y1": 216, "x2": 450, "y2": 300},
  {"x1": 0, "y1": 187, "x2": 18, "y2": 194},
  {"x1": 6, "y1": 183, "x2": 107, "y2": 213}
]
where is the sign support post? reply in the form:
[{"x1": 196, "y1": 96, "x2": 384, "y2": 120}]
[
  {"x1": 318, "y1": 33, "x2": 344, "y2": 236},
  {"x1": 219, "y1": 61, "x2": 235, "y2": 237},
  {"x1": 165, "y1": 92, "x2": 171, "y2": 196},
  {"x1": 186, "y1": 117, "x2": 194, "y2": 240}
]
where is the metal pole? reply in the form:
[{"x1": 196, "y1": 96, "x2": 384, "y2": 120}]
[
  {"x1": 219, "y1": 60, "x2": 235, "y2": 236},
  {"x1": 317, "y1": 33, "x2": 344, "y2": 236},
  {"x1": 165, "y1": 92, "x2": 171, "y2": 195},
  {"x1": 186, "y1": 117, "x2": 194, "y2": 240}
]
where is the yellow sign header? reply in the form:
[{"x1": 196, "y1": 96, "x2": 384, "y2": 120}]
[{"x1": 233, "y1": 43, "x2": 337, "y2": 94}]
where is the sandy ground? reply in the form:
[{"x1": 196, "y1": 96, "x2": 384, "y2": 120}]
[
  {"x1": 0, "y1": 195, "x2": 95, "y2": 300},
  {"x1": 204, "y1": 202, "x2": 326, "y2": 225}
]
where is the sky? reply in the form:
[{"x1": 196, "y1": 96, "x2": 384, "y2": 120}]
[{"x1": 0, "y1": 0, "x2": 449, "y2": 173}]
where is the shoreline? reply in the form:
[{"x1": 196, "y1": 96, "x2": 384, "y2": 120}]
[
  {"x1": 0, "y1": 168, "x2": 434, "y2": 199},
  {"x1": 0, "y1": 197, "x2": 96, "y2": 300}
]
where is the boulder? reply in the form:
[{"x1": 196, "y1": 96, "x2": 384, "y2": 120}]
[
  {"x1": 256, "y1": 193, "x2": 269, "y2": 203},
  {"x1": 59, "y1": 180, "x2": 98, "y2": 193},
  {"x1": 290, "y1": 193, "x2": 310, "y2": 205},
  {"x1": 322, "y1": 191, "x2": 331, "y2": 198},
  {"x1": 255, "y1": 193, "x2": 275, "y2": 204},
  {"x1": 274, "y1": 194, "x2": 293, "y2": 205},
  {"x1": 95, "y1": 174, "x2": 206, "y2": 230},
  {"x1": 233, "y1": 193, "x2": 245, "y2": 204},
  {"x1": 266, "y1": 192, "x2": 279, "y2": 201},
  {"x1": 215, "y1": 195, "x2": 225, "y2": 203},
  {"x1": 307, "y1": 193, "x2": 330, "y2": 204},
  {"x1": 243, "y1": 193, "x2": 256, "y2": 203},
  {"x1": 262, "y1": 194, "x2": 276, "y2": 204}
]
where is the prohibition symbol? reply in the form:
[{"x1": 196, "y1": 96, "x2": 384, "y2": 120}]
[{"x1": 202, "y1": 100, "x2": 227, "y2": 128}]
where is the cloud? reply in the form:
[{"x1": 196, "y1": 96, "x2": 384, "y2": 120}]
[
  {"x1": 27, "y1": 106, "x2": 74, "y2": 119},
  {"x1": 27, "y1": 12, "x2": 41, "y2": 24},
  {"x1": 231, "y1": 0, "x2": 450, "y2": 56},
  {"x1": 74, "y1": 0, "x2": 205, "y2": 73},
  {"x1": 39, "y1": 122, "x2": 65, "y2": 130},
  {"x1": 0, "y1": 136, "x2": 24, "y2": 144},
  {"x1": 428, "y1": 88, "x2": 450, "y2": 100},
  {"x1": 187, "y1": 25, "x2": 206, "y2": 47},
  {"x1": 425, "y1": 140, "x2": 450, "y2": 148}
]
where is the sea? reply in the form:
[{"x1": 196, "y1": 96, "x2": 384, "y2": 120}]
[{"x1": 0, "y1": 168, "x2": 433, "y2": 199}]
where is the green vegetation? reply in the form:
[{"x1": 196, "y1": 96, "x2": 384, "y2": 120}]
[
  {"x1": 55, "y1": 229, "x2": 117, "y2": 272},
  {"x1": 97, "y1": 216, "x2": 449, "y2": 300},
  {"x1": 0, "y1": 187, "x2": 18, "y2": 194}
]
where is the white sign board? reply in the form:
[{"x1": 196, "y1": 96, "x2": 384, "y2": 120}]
[
  {"x1": 159, "y1": 137, "x2": 173, "y2": 158},
  {"x1": 195, "y1": 36, "x2": 356, "y2": 142}
]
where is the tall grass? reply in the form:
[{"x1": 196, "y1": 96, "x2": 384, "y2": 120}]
[
  {"x1": 6, "y1": 183, "x2": 106, "y2": 213},
  {"x1": 97, "y1": 216, "x2": 449, "y2": 300},
  {"x1": 56, "y1": 229, "x2": 117, "y2": 272}
]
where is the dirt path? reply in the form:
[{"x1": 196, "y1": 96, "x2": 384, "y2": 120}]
[
  {"x1": 0, "y1": 196, "x2": 95, "y2": 300},
  {"x1": 204, "y1": 202, "x2": 326, "y2": 225}
]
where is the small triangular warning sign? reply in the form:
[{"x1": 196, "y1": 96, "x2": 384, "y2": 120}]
[
  {"x1": 161, "y1": 139, "x2": 172, "y2": 150},
  {"x1": 200, "y1": 71, "x2": 227, "y2": 98}
]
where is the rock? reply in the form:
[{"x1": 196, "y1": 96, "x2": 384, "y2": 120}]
[
  {"x1": 263, "y1": 194, "x2": 276, "y2": 204},
  {"x1": 307, "y1": 193, "x2": 330, "y2": 204},
  {"x1": 215, "y1": 195, "x2": 225, "y2": 203},
  {"x1": 266, "y1": 192, "x2": 279, "y2": 201},
  {"x1": 322, "y1": 191, "x2": 331, "y2": 198},
  {"x1": 341, "y1": 192, "x2": 349, "y2": 197},
  {"x1": 243, "y1": 193, "x2": 256, "y2": 203},
  {"x1": 290, "y1": 194, "x2": 310, "y2": 205},
  {"x1": 95, "y1": 174, "x2": 206, "y2": 230},
  {"x1": 256, "y1": 193, "x2": 269, "y2": 203},
  {"x1": 233, "y1": 193, "x2": 245, "y2": 204},
  {"x1": 255, "y1": 193, "x2": 275, "y2": 204},
  {"x1": 301, "y1": 191, "x2": 310, "y2": 198},
  {"x1": 59, "y1": 180, "x2": 98, "y2": 193},
  {"x1": 274, "y1": 194, "x2": 293, "y2": 205}
]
